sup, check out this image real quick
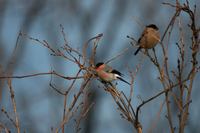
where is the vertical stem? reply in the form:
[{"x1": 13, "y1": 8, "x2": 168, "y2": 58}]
[
  {"x1": 179, "y1": 84, "x2": 183, "y2": 133},
  {"x1": 62, "y1": 94, "x2": 67, "y2": 133},
  {"x1": 11, "y1": 90, "x2": 20, "y2": 133}
]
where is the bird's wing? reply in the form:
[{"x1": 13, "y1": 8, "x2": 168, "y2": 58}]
[
  {"x1": 138, "y1": 30, "x2": 147, "y2": 43},
  {"x1": 110, "y1": 69, "x2": 123, "y2": 76},
  {"x1": 102, "y1": 64, "x2": 124, "y2": 76},
  {"x1": 102, "y1": 64, "x2": 114, "y2": 72},
  {"x1": 138, "y1": 37, "x2": 141, "y2": 44}
]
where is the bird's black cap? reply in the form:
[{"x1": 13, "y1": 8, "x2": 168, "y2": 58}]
[
  {"x1": 95, "y1": 62, "x2": 104, "y2": 68},
  {"x1": 147, "y1": 24, "x2": 159, "y2": 30}
]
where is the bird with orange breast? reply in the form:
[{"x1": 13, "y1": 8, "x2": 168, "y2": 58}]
[{"x1": 95, "y1": 62, "x2": 131, "y2": 86}]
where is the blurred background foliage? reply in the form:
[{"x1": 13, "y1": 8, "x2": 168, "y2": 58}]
[{"x1": 0, "y1": 0, "x2": 200, "y2": 133}]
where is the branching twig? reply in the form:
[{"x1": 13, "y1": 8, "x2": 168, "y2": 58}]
[
  {"x1": 0, "y1": 123, "x2": 9, "y2": 133},
  {"x1": 1, "y1": 109, "x2": 16, "y2": 126}
]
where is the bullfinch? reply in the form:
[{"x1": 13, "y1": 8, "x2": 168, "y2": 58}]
[
  {"x1": 95, "y1": 62, "x2": 131, "y2": 86},
  {"x1": 134, "y1": 24, "x2": 160, "y2": 55}
]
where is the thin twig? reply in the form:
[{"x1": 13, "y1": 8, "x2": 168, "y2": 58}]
[
  {"x1": 106, "y1": 48, "x2": 128, "y2": 64},
  {"x1": 0, "y1": 71, "x2": 89, "y2": 80},
  {"x1": 149, "y1": 98, "x2": 166, "y2": 133},
  {"x1": 0, "y1": 67, "x2": 20, "y2": 133},
  {"x1": 0, "y1": 123, "x2": 8, "y2": 133},
  {"x1": 1, "y1": 109, "x2": 16, "y2": 126}
]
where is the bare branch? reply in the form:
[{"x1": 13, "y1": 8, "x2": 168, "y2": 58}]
[
  {"x1": 0, "y1": 123, "x2": 9, "y2": 133},
  {"x1": 106, "y1": 48, "x2": 128, "y2": 64}
]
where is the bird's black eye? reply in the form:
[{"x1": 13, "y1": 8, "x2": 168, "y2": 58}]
[{"x1": 95, "y1": 62, "x2": 104, "y2": 68}]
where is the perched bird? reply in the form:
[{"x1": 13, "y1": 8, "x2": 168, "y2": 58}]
[
  {"x1": 95, "y1": 62, "x2": 131, "y2": 85},
  {"x1": 134, "y1": 24, "x2": 160, "y2": 55}
]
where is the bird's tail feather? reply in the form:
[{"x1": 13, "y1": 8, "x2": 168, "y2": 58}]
[
  {"x1": 117, "y1": 77, "x2": 131, "y2": 86},
  {"x1": 134, "y1": 46, "x2": 142, "y2": 55}
]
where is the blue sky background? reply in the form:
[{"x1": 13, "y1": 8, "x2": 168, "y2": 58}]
[{"x1": 0, "y1": 0, "x2": 200, "y2": 133}]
